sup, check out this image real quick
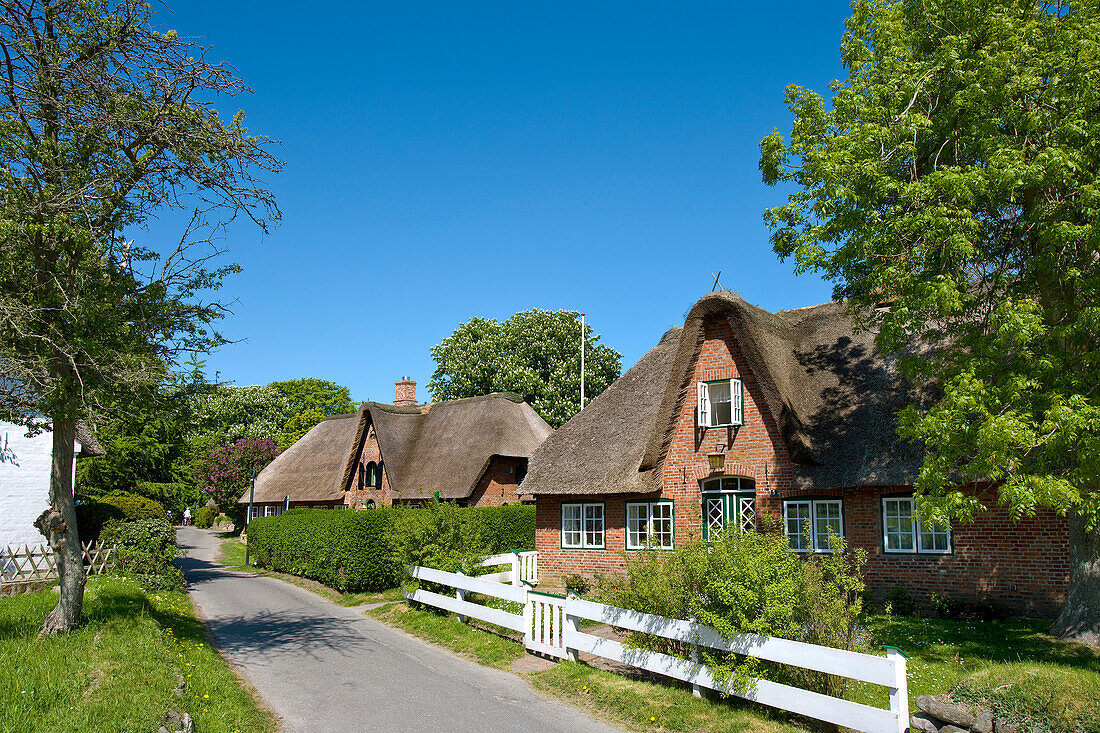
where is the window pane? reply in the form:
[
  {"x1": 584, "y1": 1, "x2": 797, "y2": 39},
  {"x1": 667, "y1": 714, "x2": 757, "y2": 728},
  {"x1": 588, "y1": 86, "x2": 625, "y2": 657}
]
[
  {"x1": 785, "y1": 502, "x2": 811, "y2": 551},
  {"x1": 651, "y1": 503, "x2": 673, "y2": 549},
  {"x1": 737, "y1": 495, "x2": 756, "y2": 533},
  {"x1": 704, "y1": 496, "x2": 724, "y2": 536},
  {"x1": 627, "y1": 504, "x2": 648, "y2": 549},
  {"x1": 814, "y1": 501, "x2": 842, "y2": 551},
  {"x1": 584, "y1": 504, "x2": 604, "y2": 547},
  {"x1": 562, "y1": 505, "x2": 582, "y2": 547},
  {"x1": 919, "y1": 519, "x2": 950, "y2": 552},
  {"x1": 709, "y1": 381, "x2": 732, "y2": 426},
  {"x1": 884, "y1": 499, "x2": 915, "y2": 551}
]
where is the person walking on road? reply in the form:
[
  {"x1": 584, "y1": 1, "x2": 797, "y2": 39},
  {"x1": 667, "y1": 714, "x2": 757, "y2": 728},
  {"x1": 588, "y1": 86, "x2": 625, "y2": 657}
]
[{"x1": 183, "y1": 507, "x2": 192, "y2": 526}]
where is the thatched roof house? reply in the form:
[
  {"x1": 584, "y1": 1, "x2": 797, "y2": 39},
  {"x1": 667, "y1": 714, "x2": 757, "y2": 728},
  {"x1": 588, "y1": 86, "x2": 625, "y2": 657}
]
[
  {"x1": 525, "y1": 291, "x2": 1068, "y2": 619},
  {"x1": 241, "y1": 383, "x2": 552, "y2": 512}
]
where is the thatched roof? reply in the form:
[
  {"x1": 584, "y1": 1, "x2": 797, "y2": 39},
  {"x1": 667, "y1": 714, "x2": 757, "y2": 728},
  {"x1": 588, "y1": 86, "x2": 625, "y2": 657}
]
[
  {"x1": 523, "y1": 291, "x2": 925, "y2": 496},
  {"x1": 350, "y1": 394, "x2": 553, "y2": 501},
  {"x1": 242, "y1": 393, "x2": 552, "y2": 504},
  {"x1": 239, "y1": 411, "x2": 358, "y2": 504}
]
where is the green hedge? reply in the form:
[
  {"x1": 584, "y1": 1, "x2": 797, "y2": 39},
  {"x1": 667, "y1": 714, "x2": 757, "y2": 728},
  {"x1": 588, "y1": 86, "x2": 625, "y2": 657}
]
[
  {"x1": 100, "y1": 517, "x2": 183, "y2": 590},
  {"x1": 193, "y1": 505, "x2": 218, "y2": 529},
  {"x1": 247, "y1": 509, "x2": 399, "y2": 592},
  {"x1": 245, "y1": 503, "x2": 535, "y2": 591},
  {"x1": 76, "y1": 493, "x2": 167, "y2": 541}
]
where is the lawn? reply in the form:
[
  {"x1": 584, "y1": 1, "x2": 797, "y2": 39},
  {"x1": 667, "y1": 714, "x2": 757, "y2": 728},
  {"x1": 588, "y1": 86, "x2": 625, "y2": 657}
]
[{"x1": 0, "y1": 576, "x2": 277, "y2": 733}]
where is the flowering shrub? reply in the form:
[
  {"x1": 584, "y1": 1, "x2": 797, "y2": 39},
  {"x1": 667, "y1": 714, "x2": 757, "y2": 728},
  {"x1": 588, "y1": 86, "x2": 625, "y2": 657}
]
[{"x1": 194, "y1": 437, "x2": 281, "y2": 525}]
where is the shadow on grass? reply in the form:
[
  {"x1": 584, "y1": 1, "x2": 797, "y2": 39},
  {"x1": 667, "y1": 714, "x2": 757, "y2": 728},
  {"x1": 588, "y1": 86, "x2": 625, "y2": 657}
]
[{"x1": 866, "y1": 615, "x2": 1100, "y2": 672}]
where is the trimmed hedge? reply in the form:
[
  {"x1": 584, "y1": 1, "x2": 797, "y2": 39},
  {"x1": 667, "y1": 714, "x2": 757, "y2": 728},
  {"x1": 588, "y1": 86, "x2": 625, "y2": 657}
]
[
  {"x1": 76, "y1": 493, "x2": 167, "y2": 541},
  {"x1": 245, "y1": 503, "x2": 535, "y2": 591},
  {"x1": 193, "y1": 505, "x2": 218, "y2": 529},
  {"x1": 247, "y1": 509, "x2": 399, "y2": 592},
  {"x1": 100, "y1": 517, "x2": 183, "y2": 590}
]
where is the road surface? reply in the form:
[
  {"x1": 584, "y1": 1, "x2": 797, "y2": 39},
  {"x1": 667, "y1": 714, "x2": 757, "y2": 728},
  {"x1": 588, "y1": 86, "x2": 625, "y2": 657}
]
[{"x1": 176, "y1": 527, "x2": 621, "y2": 733}]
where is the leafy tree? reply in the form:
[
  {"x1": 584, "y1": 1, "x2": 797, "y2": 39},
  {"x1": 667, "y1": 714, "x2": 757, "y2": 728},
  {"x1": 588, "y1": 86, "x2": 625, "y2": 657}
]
[
  {"x1": 269, "y1": 377, "x2": 356, "y2": 447},
  {"x1": 759, "y1": 0, "x2": 1100, "y2": 643},
  {"x1": 429, "y1": 310, "x2": 621, "y2": 427},
  {"x1": 0, "y1": 0, "x2": 278, "y2": 632},
  {"x1": 195, "y1": 437, "x2": 280, "y2": 527},
  {"x1": 187, "y1": 384, "x2": 292, "y2": 453}
]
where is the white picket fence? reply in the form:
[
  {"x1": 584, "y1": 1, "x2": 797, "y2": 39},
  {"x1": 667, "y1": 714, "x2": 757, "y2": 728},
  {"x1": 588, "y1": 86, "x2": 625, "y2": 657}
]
[
  {"x1": 475, "y1": 550, "x2": 539, "y2": 586},
  {"x1": 0, "y1": 541, "x2": 116, "y2": 586},
  {"x1": 405, "y1": 563, "x2": 909, "y2": 733}
]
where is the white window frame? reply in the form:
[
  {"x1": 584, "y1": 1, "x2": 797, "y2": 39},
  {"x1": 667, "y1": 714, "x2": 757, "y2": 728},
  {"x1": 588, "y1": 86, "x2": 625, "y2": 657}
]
[
  {"x1": 561, "y1": 502, "x2": 605, "y2": 549},
  {"x1": 263, "y1": 505, "x2": 276, "y2": 517},
  {"x1": 881, "y1": 496, "x2": 952, "y2": 555},
  {"x1": 783, "y1": 498, "x2": 844, "y2": 553},
  {"x1": 626, "y1": 501, "x2": 674, "y2": 550},
  {"x1": 697, "y1": 379, "x2": 744, "y2": 428}
]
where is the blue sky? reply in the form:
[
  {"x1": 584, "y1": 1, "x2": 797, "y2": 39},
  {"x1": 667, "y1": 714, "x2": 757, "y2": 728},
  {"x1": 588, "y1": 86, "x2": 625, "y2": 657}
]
[{"x1": 154, "y1": 1, "x2": 850, "y2": 403}]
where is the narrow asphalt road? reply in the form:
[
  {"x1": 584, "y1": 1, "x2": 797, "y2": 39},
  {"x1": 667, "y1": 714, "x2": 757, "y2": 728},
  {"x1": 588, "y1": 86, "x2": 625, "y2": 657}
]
[{"x1": 176, "y1": 527, "x2": 622, "y2": 733}]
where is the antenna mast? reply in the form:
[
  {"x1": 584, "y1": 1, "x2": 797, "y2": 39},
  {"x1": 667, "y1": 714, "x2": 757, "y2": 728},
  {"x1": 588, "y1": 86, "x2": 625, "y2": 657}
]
[{"x1": 580, "y1": 312, "x2": 586, "y2": 409}]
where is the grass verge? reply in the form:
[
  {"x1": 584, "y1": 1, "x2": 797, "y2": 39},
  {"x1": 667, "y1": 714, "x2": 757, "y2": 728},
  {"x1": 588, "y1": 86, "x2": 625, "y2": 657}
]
[
  {"x1": 216, "y1": 533, "x2": 403, "y2": 607},
  {"x1": 0, "y1": 575, "x2": 277, "y2": 733},
  {"x1": 366, "y1": 602, "x2": 525, "y2": 670}
]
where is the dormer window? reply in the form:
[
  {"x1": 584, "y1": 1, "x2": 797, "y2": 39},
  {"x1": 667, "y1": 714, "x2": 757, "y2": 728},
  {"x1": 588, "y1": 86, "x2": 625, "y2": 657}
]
[{"x1": 697, "y1": 379, "x2": 743, "y2": 427}]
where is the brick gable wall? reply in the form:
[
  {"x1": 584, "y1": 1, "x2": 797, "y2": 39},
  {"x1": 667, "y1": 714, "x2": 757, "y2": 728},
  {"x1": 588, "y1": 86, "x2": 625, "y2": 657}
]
[{"x1": 536, "y1": 313, "x2": 1070, "y2": 616}]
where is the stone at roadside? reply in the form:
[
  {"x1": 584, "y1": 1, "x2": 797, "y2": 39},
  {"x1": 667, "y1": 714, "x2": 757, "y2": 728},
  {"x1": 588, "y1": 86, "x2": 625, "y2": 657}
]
[
  {"x1": 972, "y1": 710, "x2": 994, "y2": 733},
  {"x1": 909, "y1": 712, "x2": 939, "y2": 733},
  {"x1": 939, "y1": 726, "x2": 969, "y2": 733},
  {"x1": 994, "y1": 720, "x2": 1018, "y2": 733},
  {"x1": 916, "y1": 694, "x2": 976, "y2": 728}
]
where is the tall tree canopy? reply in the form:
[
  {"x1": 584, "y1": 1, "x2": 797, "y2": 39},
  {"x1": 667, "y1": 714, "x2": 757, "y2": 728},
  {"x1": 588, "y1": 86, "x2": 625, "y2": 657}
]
[
  {"x1": 0, "y1": 0, "x2": 279, "y2": 632},
  {"x1": 429, "y1": 310, "x2": 621, "y2": 428},
  {"x1": 760, "y1": 0, "x2": 1100, "y2": 643},
  {"x1": 268, "y1": 378, "x2": 356, "y2": 447}
]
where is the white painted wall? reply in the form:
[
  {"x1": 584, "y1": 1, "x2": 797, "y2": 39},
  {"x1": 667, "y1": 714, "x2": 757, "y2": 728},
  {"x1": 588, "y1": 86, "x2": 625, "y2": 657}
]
[{"x1": 0, "y1": 421, "x2": 81, "y2": 550}]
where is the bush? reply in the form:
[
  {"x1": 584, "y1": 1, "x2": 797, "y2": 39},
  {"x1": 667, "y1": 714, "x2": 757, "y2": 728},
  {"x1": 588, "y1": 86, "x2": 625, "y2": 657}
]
[
  {"x1": 603, "y1": 523, "x2": 868, "y2": 700},
  {"x1": 930, "y1": 593, "x2": 1010, "y2": 622},
  {"x1": 247, "y1": 509, "x2": 400, "y2": 591},
  {"x1": 76, "y1": 493, "x2": 166, "y2": 541},
  {"x1": 468, "y1": 504, "x2": 535, "y2": 553},
  {"x1": 389, "y1": 501, "x2": 488, "y2": 575},
  {"x1": 100, "y1": 517, "x2": 183, "y2": 590},
  {"x1": 563, "y1": 574, "x2": 591, "y2": 595},
  {"x1": 885, "y1": 583, "x2": 917, "y2": 616},
  {"x1": 193, "y1": 505, "x2": 218, "y2": 529}
]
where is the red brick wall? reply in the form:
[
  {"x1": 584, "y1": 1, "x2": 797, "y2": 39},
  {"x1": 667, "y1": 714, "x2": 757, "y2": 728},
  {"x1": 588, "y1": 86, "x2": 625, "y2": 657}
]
[
  {"x1": 535, "y1": 313, "x2": 1070, "y2": 616},
  {"x1": 464, "y1": 457, "x2": 526, "y2": 507},
  {"x1": 344, "y1": 423, "x2": 392, "y2": 508}
]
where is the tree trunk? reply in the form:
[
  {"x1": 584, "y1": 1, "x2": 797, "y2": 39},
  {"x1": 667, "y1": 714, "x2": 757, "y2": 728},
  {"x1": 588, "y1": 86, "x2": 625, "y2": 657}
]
[
  {"x1": 1051, "y1": 511, "x2": 1100, "y2": 647},
  {"x1": 36, "y1": 417, "x2": 84, "y2": 635}
]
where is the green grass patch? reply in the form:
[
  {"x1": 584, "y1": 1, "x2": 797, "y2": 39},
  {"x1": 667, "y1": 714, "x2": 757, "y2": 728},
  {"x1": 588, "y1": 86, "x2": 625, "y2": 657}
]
[
  {"x1": 366, "y1": 602, "x2": 525, "y2": 670},
  {"x1": 846, "y1": 613, "x2": 1100, "y2": 729},
  {"x1": 529, "y1": 661, "x2": 803, "y2": 733},
  {"x1": 217, "y1": 533, "x2": 250, "y2": 570},
  {"x1": 0, "y1": 575, "x2": 276, "y2": 733}
]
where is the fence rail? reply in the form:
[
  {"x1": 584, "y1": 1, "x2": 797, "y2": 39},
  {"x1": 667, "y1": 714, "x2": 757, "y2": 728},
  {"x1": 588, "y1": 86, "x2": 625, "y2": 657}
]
[
  {"x1": 405, "y1": 561, "x2": 908, "y2": 733},
  {"x1": 0, "y1": 541, "x2": 116, "y2": 586},
  {"x1": 477, "y1": 550, "x2": 538, "y2": 586}
]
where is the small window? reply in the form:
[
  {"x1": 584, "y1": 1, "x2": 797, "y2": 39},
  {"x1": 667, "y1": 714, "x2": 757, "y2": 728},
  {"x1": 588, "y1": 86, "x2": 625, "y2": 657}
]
[
  {"x1": 263, "y1": 505, "x2": 276, "y2": 517},
  {"x1": 700, "y1": 477, "x2": 756, "y2": 538},
  {"x1": 883, "y1": 496, "x2": 951, "y2": 554},
  {"x1": 626, "y1": 501, "x2": 674, "y2": 550},
  {"x1": 697, "y1": 379, "x2": 744, "y2": 427},
  {"x1": 562, "y1": 502, "x2": 604, "y2": 549},
  {"x1": 783, "y1": 499, "x2": 844, "y2": 552},
  {"x1": 333, "y1": 504, "x2": 348, "y2": 510}
]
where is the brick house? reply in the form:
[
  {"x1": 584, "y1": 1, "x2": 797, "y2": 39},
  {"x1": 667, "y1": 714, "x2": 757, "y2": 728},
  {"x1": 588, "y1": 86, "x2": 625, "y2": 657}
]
[
  {"x1": 520, "y1": 291, "x2": 1069, "y2": 617},
  {"x1": 241, "y1": 379, "x2": 552, "y2": 518}
]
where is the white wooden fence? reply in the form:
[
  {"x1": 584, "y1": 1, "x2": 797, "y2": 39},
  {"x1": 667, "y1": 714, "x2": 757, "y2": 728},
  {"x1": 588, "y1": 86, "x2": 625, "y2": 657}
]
[
  {"x1": 404, "y1": 563, "x2": 909, "y2": 733},
  {"x1": 0, "y1": 541, "x2": 116, "y2": 587},
  {"x1": 475, "y1": 550, "x2": 539, "y2": 586}
]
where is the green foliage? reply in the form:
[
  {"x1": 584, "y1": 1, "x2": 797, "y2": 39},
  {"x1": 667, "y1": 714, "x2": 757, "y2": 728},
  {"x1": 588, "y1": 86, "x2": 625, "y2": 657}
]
[
  {"x1": 76, "y1": 493, "x2": 166, "y2": 542},
  {"x1": 604, "y1": 524, "x2": 867, "y2": 697},
  {"x1": 187, "y1": 385, "x2": 293, "y2": 453},
  {"x1": 759, "y1": 0, "x2": 1100, "y2": 530},
  {"x1": 244, "y1": 503, "x2": 536, "y2": 592},
  {"x1": 563, "y1": 574, "x2": 591, "y2": 595},
  {"x1": 100, "y1": 518, "x2": 183, "y2": 591},
  {"x1": 429, "y1": 310, "x2": 622, "y2": 428},
  {"x1": 951, "y1": 664, "x2": 1100, "y2": 733},
  {"x1": 885, "y1": 583, "x2": 917, "y2": 617},
  {"x1": 268, "y1": 378, "x2": 357, "y2": 447},
  {"x1": 929, "y1": 593, "x2": 1010, "y2": 622},
  {"x1": 246, "y1": 509, "x2": 400, "y2": 592},
  {"x1": 193, "y1": 505, "x2": 218, "y2": 529}
]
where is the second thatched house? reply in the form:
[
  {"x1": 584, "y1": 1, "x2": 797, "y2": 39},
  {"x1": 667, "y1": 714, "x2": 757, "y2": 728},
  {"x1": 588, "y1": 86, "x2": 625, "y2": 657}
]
[
  {"x1": 520, "y1": 291, "x2": 1070, "y2": 617},
  {"x1": 241, "y1": 379, "x2": 552, "y2": 518}
]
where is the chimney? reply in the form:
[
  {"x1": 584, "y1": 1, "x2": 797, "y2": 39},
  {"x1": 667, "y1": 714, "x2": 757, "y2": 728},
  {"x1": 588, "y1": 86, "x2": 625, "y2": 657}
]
[{"x1": 394, "y1": 377, "x2": 417, "y2": 407}]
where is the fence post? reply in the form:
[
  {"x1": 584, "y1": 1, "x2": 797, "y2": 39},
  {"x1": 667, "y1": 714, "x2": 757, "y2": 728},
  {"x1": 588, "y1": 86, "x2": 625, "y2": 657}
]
[
  {"x1": 455, "y1": 568, "x2": 468, "y2": 624},
  {"x1": 564, "y1": 590, "x2": 580, "y2": 662},
  {"x1": 510, "y1": 549, "x2": 520, "y2": 587},
  {"x1": 886, "y1": 646, "x2": 909, "y2": 733},
  {"x1": 688, "y1": 614, "x2": 703, "y2": 698}
]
